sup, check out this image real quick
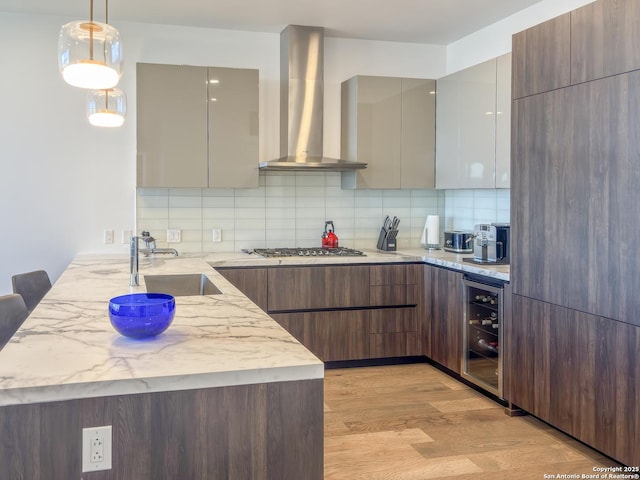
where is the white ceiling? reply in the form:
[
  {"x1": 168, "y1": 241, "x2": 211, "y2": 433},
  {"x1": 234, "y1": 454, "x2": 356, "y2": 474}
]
[{"x1": 0, "y1": 0, "x2": 544, "y2": 45}]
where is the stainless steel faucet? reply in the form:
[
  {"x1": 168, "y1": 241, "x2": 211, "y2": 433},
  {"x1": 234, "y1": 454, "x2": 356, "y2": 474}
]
[{"x1": 129, "y1": 232, "x2": 179, "y2": 287}]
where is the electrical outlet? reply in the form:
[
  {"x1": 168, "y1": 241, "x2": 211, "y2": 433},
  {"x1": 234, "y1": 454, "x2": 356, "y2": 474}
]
[
  {"x1": 82, "y1": 425, "x2": 112, "y2": 472},
  {"x1": 212, "y1": 228, "x2": 222, "y2": 242},
  {"x1": 121, "y1": 229, "x2": 132, "y2": 244},
  {"x1": 167, "y1": 229, "x2": 181, "y2": 243},
  {"x1": 103, "y1": 229, "x2": 114, "y2": 244}
]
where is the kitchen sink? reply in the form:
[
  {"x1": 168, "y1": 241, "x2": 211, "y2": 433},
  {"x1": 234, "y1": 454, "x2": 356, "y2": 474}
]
[{"x1": 144, "y1": 274, "x2": 222, "y2": 297}]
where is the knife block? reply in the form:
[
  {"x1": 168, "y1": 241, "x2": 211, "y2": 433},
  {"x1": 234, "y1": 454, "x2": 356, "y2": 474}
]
[{"x1": 376, "y1": 228, "x2": 397, "y2": 251}]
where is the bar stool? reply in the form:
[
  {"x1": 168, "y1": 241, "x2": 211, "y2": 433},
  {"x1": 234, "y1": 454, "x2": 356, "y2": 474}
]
[
  {"x1": 11, "y1": 270, "x2": 52, "y2": 313},
  {"x1": 0, "y1": 294, "x2": 29, "y2": 350}
]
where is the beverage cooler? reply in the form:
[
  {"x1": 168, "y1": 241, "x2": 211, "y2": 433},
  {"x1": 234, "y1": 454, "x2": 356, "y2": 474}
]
[{"x1": 462, "y1": 274, "x2": 505, "y2": 399}]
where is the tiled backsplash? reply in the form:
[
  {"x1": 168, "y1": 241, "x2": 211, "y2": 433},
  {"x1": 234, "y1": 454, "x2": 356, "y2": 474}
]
[
  {"x1": 136, "y1": 172, "x2": 509, "y2": 253},
  {"x1": 444, "y1": 189, "x2": 511, "y2": 230}
]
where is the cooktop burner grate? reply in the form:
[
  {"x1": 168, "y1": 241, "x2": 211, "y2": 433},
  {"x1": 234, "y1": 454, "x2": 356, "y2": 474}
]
[{"x1": 253, "y1": 247, "x2": 366, "y2": 258}]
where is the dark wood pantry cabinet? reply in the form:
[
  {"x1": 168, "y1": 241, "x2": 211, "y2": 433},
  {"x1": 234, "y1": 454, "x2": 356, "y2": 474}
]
[{"x1": 510, "y1": 0, "x2": 640, "y2": 465}]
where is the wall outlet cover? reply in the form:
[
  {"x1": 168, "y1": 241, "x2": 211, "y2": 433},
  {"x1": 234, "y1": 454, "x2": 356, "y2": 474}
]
[
  {"x1": 82, "y1": 425, "x2": 112, "y2": 472},
  {"x1": 212, "y1": 228, "x2": 222, "y2": 242}
]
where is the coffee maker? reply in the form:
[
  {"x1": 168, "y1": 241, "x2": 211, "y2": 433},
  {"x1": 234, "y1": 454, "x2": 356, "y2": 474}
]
[{"x1": 468, "y1": 223, "x2": 510, "y2": 264}]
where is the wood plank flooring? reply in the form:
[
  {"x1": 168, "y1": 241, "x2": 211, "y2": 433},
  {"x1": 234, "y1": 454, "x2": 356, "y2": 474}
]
[{"x1": 324, "y1": 362, "x2": 621, "y2": 480}]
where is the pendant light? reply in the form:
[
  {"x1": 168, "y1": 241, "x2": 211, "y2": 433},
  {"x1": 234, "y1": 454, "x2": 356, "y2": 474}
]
[
  {"x1": 86, "y1": 88, "x2": 127, "y2": 127},
  {"x1": 58, "y1": 0, "x2": 123, "y2": 90}
]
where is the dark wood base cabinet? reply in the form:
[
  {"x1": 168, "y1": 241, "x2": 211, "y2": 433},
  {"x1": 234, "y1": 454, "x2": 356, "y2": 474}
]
[
  {"x1": 0, "y1": 379, "x2": 323, "y2": 480},
  {"x1": 271, "y1": 310, "x2": 370, "y2": 361},
  {"x1": 509, "y1": 295, "x2": 640, "y2": 466},
  {"x1": 426, "y1": 266, "x2": 463, "y2": 373},
  {"x1": 219, "y1": 264, "x2": 424, "y2": 362}
]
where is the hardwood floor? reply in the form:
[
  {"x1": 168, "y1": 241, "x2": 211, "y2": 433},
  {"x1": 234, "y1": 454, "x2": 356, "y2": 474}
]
[{"x1": 324, "y1": 362, "x2": 620, "y2": 479}]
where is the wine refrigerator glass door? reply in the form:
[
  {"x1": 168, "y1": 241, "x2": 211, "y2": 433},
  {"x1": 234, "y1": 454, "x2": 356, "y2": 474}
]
[{"x1": 462, "y1": 278, "x2": 504, "y2": 398}]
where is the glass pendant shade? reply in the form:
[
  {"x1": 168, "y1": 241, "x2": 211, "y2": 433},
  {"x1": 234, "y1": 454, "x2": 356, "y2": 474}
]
[
  {"x1": 87, "y1": 88, "x2": 126, "y2": 127},
  {"x1": 58, "y1": 19, "x2": 123, "y2": 89}
]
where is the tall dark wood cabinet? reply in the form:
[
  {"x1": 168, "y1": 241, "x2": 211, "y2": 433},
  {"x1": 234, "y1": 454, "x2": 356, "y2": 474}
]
[
  {"x1": 571, "y1": 0, "x2": 640, "y2": 83},
  {"x1": 511, "y1": 13, "x2": 571, "y2": 99},
  {"x1": 511, "y1": 0, "x2": 640, "y2": 465}
]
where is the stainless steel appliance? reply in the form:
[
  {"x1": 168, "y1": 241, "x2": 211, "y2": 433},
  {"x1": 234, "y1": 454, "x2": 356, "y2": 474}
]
[
  {"x1": 464, "y1": 223, "x2": 510, "y2": 264},
  {"x1": 258, "y1": 26, "x2": 367, "y2": 171},
  {"x1": 252, "y1": 247, "x2": 365, "y2": 258},
  {"x1": 443, "y1": 230, "x2": 473, "y2": 253},
  {"x1": 462, "y1": 274, "x2": 505, "y2": 399}
]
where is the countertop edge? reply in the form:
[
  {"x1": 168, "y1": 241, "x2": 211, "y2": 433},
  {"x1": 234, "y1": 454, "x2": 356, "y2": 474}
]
[{"x1": 0, "y1": 363, "x2": 324, "y2": 408}]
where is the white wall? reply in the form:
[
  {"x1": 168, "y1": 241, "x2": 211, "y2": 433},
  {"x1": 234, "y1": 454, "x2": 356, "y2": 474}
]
[
  {"x1": 0, "y1": 12, "x2": 446, "y2": 294},
  {"x1": 446, "y1": 0, "x2": 597, "y2": 73}
]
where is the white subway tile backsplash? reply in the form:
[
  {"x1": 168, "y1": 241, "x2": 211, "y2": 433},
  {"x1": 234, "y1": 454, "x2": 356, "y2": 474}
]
[
  {"x1": 136, "y1": 178, "x2": 509, "y2": 253},
  {"x1": 265, "y1": 186, "x2": 296, "y2": 198},
  {"x1": 235, "y1": 218, "x2": 267, "y2": 230},
  {"x1": 203, "y1": 196, "x2": 234, "y2": 208},
  {"x1": 295, "y1": 173, "x2": 326, "y2": 187},
  {"x1": 169, "y1": 196, "x2": 202, "y2": 208},
  {"x1": 295, "y1": 186, "x2": 326, "y2": 198},
  {"x1": 137, "y1": 195, "x2": 169, "y2": 208},
  {"x1": 203, "y1": 188, "x2": 235, "y2": 197},
  {"x1": 168, "y1": 208, "x2": 202, "y2": 220},
  {"x1": 355, "y1": 196, "x2": 383, "y2": 208},
  {"x1": 169, "y1": 188, "x2": 202, "y2": 197},
  {"x1": 235, "y1": 207, "x2": 265, "y2": 219},
  {"x1": 202, "y1": 207, "x2": 235, "y2": 219}
]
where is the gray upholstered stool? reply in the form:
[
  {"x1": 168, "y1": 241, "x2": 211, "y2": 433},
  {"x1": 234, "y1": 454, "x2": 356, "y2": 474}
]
[
  {"x1": 0, "y1": 293, "x2": 29, "y2": 350},
  {"x1": 11, "y1": 270, "x2": 52, "y2": 313}
]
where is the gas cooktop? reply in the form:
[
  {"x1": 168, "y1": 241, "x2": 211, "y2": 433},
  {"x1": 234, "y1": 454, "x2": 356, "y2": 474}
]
[{"x1": 252, "y1": 247, "x2": 366, "y2": 258}]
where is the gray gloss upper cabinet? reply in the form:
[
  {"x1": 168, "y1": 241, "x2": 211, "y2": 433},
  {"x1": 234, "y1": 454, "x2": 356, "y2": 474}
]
[
  {"x1": 137, "y1": 63, "x2": 259, "y2": 188},
  {"x1": 340, "y1": 76, "x2": 436, "y2": 189},
  {"x1": 137, "y1": 64, "x2": 208, "y2": 188},
  {"x1": 207, "y1": 68, "x2": 259, "y2": 188},
  {"x1": 495, "y1": 54, "x2": 512, "y2": 188},
  {"x1": 435, "y1": 54, "x2": 511, "y2": 189}
]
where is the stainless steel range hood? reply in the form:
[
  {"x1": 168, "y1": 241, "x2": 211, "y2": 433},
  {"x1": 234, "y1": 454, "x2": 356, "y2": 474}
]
[{"x1": 259, "y1": 25, "x2": 367, "y2": 171}]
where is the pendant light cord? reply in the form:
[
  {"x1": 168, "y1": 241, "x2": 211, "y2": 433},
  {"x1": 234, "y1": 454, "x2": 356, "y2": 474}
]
[{"x1": 89, "y1": 0, "x2": 94, "y2": 60}]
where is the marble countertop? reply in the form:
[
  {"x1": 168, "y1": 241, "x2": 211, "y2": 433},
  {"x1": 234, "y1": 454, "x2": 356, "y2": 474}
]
[
  {"x1": 0, "y1": 255, "x2": 324, "y2": 407},
  {"x1": 0, "y1": 247, "x2": 507, "y2": 408},
  {"x1": 208, "y1": 248, "x2": 510, "y2": 282}
]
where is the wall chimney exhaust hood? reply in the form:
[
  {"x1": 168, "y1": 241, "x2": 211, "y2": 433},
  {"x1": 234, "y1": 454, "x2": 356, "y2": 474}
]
[{"x1": 259, "y1": 25, "x2": 367, "y2": 171}]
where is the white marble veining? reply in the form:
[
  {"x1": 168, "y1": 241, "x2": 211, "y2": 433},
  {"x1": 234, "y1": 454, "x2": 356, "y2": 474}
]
[
  {"x1": 0, "y1": 255, "x2": 323, "y2": 407},
  {"x1": 0, "y1": 248, "x2": 507, "y2": 407}
]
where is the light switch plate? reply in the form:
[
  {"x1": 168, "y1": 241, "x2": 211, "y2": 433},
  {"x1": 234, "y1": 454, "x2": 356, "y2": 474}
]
[
  {"x1": 212, "y1": 228, "x2": 222, "y2": 242},
  {"x1": 167, "y1": 229, "x2": 181, "y2": 243},
  {"x1": 103, "y1": 230, "x2": 114, "y2": 244}
]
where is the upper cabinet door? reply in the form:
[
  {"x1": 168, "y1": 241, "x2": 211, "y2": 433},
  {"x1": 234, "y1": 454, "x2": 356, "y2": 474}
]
[
  {"x1": 400, "y1": 78, "x2": 436, "y2": 189},
  {"x1": 137, "y1": 63, "x2": 208, "y2": 188},
  {"x1": 512, "y1": 13, "x2": 571, "y2": 99},
  {"x1": 495, "y1": 53, "x2": 512, "y2": 189},
  {"x1": 341, "y1": 76, "x2": 402, "y2": 189},
  {"x1": 207, "y1": 67, "x2": 259, "y2": 188},
  {"x1": 571, "y1": 0, "x2": 640, "y2": 84},
  {"x1": 436, "y1": 58, "x2": 497, "y2": 189}
]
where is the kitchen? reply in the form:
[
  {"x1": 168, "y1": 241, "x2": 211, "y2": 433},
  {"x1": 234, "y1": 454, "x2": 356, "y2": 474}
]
[{"x1": 3, "y1": 0, "x2": 636, "y2": 478}]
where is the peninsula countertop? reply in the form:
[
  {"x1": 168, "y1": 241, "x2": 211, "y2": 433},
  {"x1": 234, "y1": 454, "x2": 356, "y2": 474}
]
[
  {"x1": 0, "y1": 255, "x2": 324, "y2": 407},
  {"x1": 0, "y1": 248, "x2": 507, "y2": 408}
]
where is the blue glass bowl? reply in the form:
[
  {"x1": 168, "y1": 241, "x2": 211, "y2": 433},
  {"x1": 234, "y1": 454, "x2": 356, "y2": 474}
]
[{"x1": 108, "y1": 293, "x2": 176, "y2": 339}]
